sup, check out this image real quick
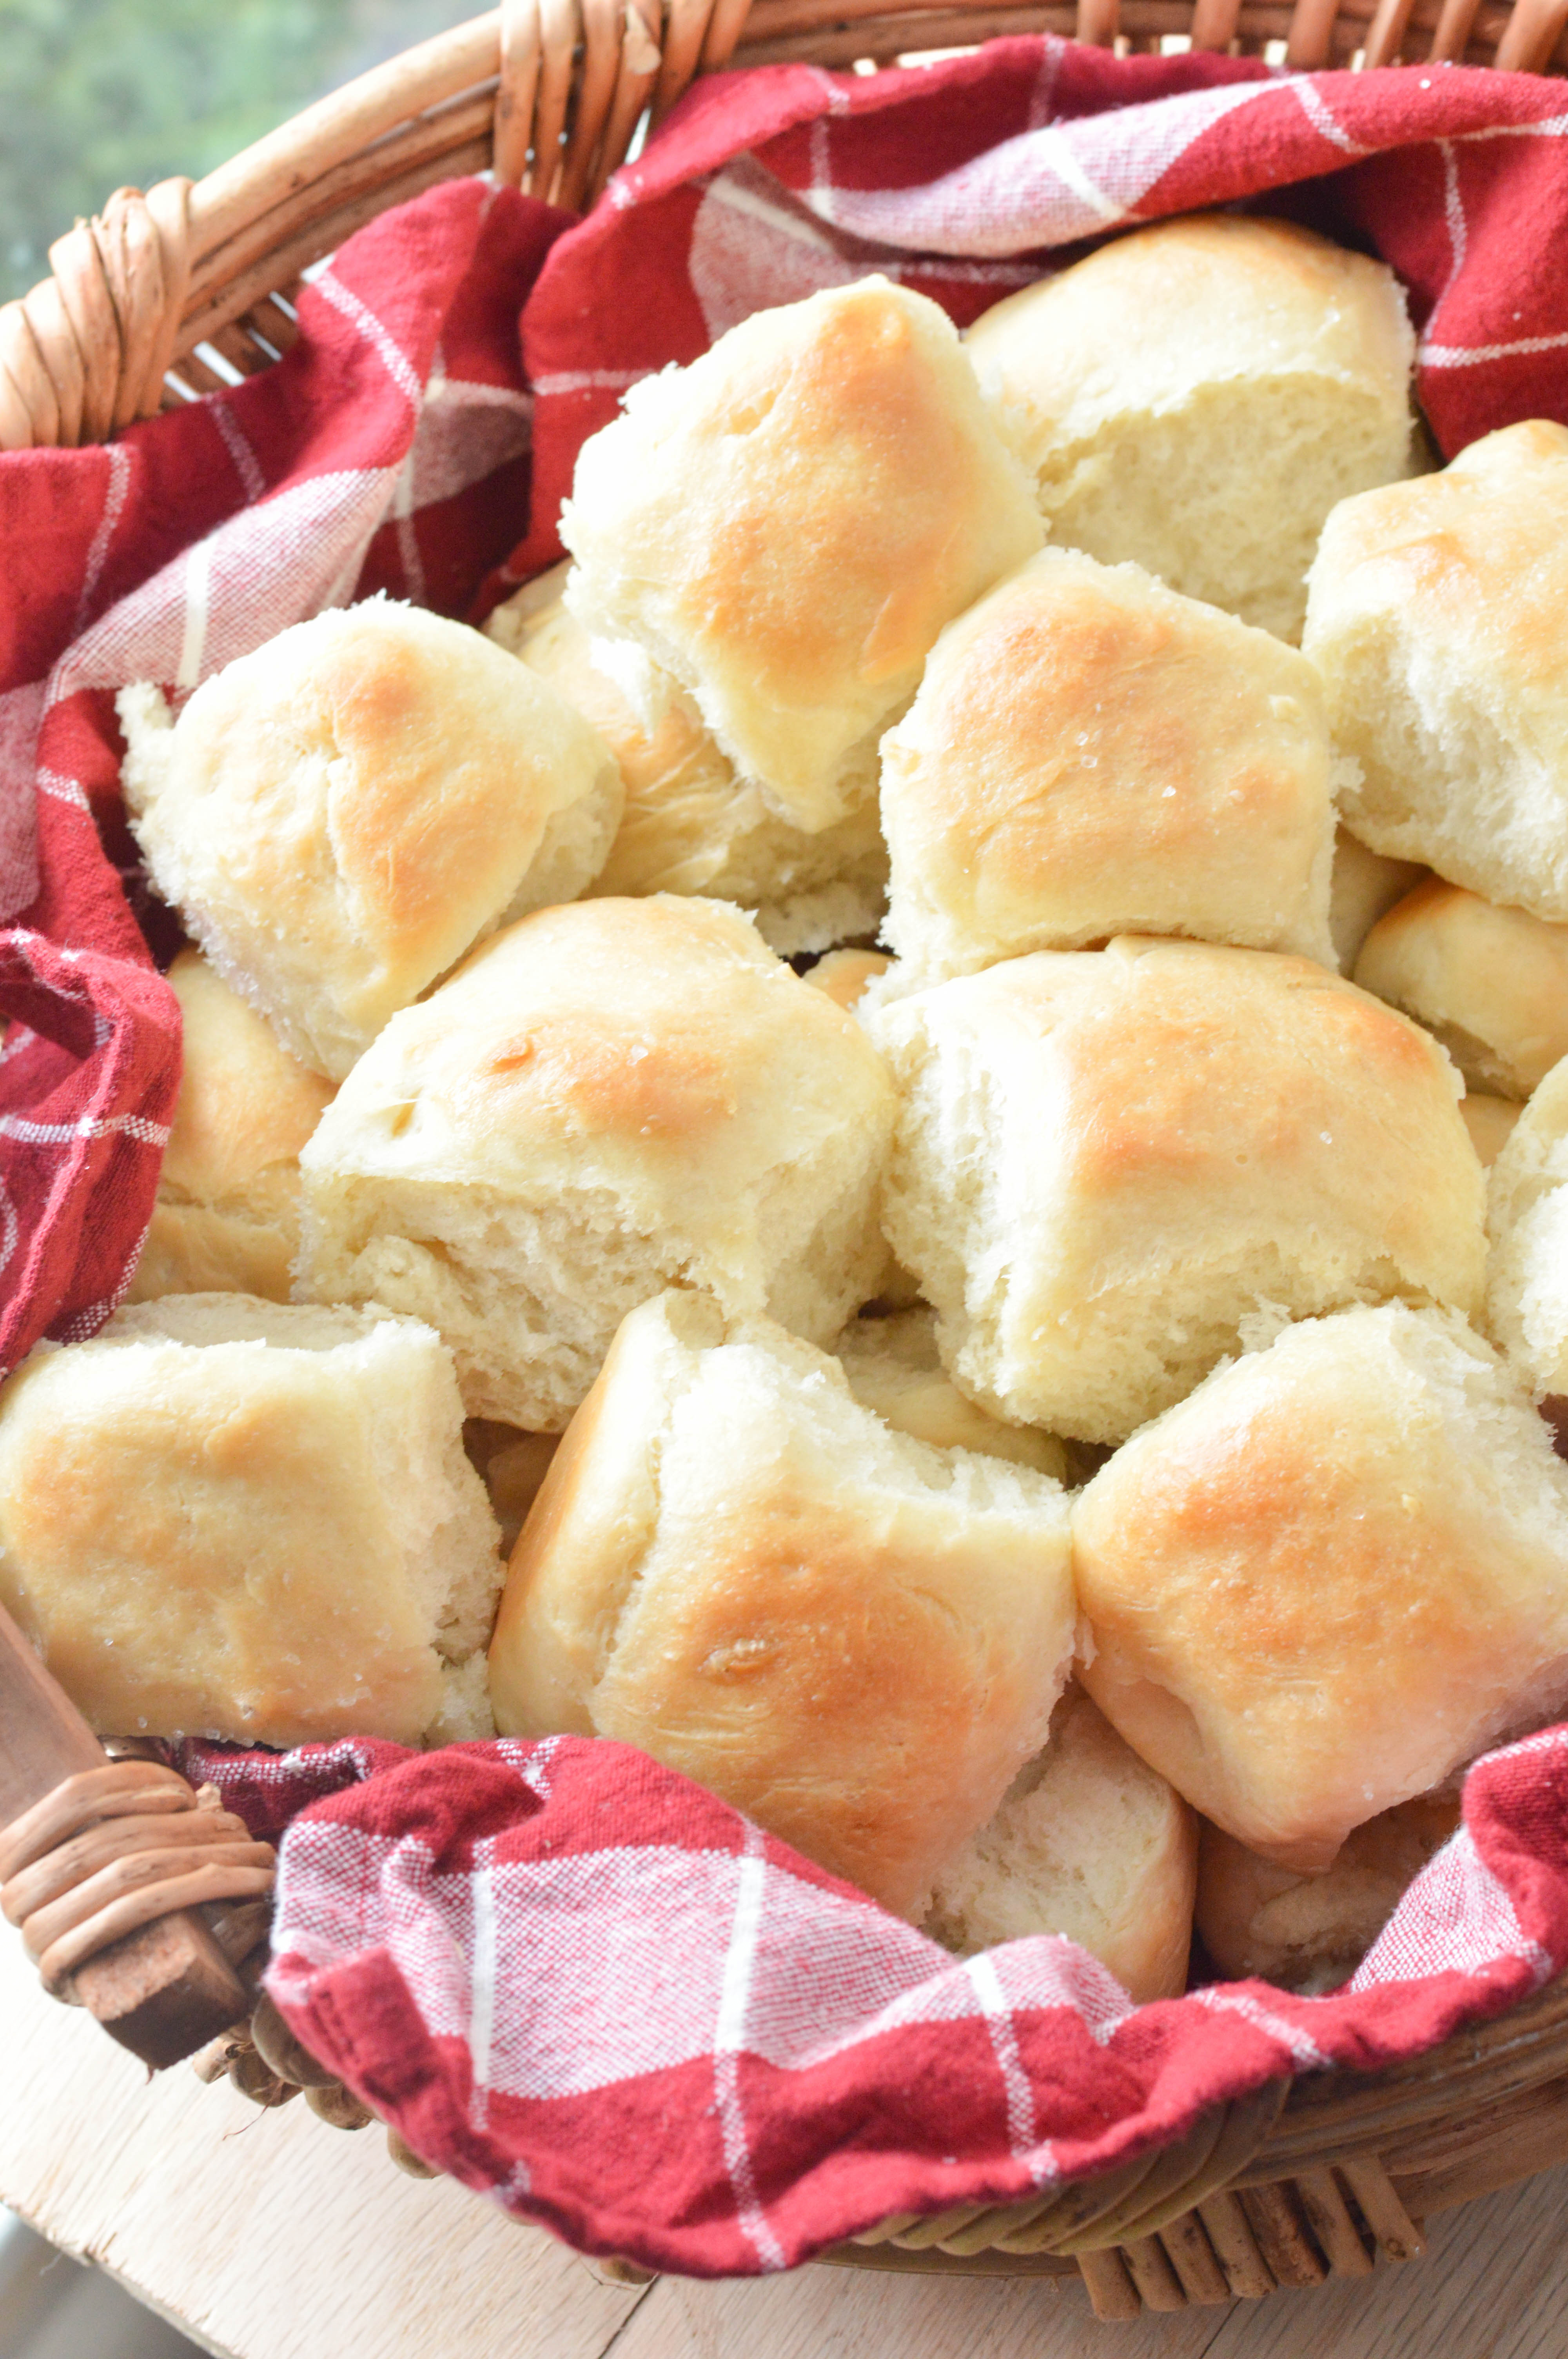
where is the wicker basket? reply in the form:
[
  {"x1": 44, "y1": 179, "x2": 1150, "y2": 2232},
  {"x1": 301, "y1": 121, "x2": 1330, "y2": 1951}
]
[{"x1": 5, "y1": 0, "x2": 1568, "y2": 2319}]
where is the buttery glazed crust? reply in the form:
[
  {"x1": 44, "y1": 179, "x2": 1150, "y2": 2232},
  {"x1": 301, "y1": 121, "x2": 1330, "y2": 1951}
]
[
  {"x1": 119, "y1": 600, "x2": 622, "y2": 1078},
  {"x1": 966, "y1": 214, "x2": 1414, "y2": 641},
  {"x1": 0, "y1": 1297, "x2": 501, "y2": 1749},
  {"x1": 880, "y1": 548, "x2": 1336, "y2": 979},
  {"x1": 488, "y1": 564, "x2": 887, "y2": 952},
  {"x1": 488, "y1": 1293, "x2": 1076, "y2": 1919},
  {"x1": 969, "y1": 216, "x2": 1412, "y2": 461},
  {"x1": 872, "y1": 937, "x2": 1486, "y2": 1443},
  {"x1": 561, "y1": 277, "x2": 1042, "y2": 832},
  {"x1": 299, "y1": 896, "x2": 896, "y2": 1429},
  {"x1": 1073, "y1": 1304, "x2": 1568, "y2": 1869},
  {"x1": 1354, "y1": 878, "x2": 1568, "y2": 1100},
  {"x1": 1305, "y1": 421, "x2": 1568, "y2": 921},
  {"x1": 126, "y1": 951, "x2": 334, "y2": 1304}
]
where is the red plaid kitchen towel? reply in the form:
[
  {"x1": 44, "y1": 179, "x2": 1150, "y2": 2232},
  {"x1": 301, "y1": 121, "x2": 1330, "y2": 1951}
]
[
  {"x1": 8, "y1": 40, "x2": 1568, "y2": 2276},
  {"x1": 178, "y1": 1723, "x2": 1568, "y2": 2275}
]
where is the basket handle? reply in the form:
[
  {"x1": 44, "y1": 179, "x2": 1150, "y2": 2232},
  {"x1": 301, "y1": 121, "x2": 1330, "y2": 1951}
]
[
  {"x1": 1, "y1": 0, "x2": 1564, "y2": 455},
  {"x1": 0, "y1": 181, "x2": 192, "y2": 453},
  {"x1": 492, "y1": 0, "x2": 732, "y2": 205},
  {"x1": 0, "y1": 1600, "x2": 264, "y2": 2068}
]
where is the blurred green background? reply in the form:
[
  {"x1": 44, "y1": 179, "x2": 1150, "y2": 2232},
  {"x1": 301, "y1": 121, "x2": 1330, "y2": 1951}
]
[{"x1": 0, "y1": 0, "x2": 483, "y2": 301}]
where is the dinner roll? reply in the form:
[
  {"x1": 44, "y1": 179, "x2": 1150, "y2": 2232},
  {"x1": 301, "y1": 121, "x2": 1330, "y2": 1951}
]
[
  {"x1": 804, "y1": 947, "x2": 891, "y2": 1014},
  {"x1": 118, "y1": 600, "x2": 623, "y2": 1079},
  {"x1": 1462, "y1": 1094, "x2": 1521, "y2": 1170},
  {"x1": 1073, "y1": 1303, "x2": 1568, "y2": 1868},
  {"x1": 561, "y1": 277, "x2": 1042, "y2": 833},
  {"x1": 463, "y1": 1421, "x2": 561, "y2": 1556},
  {"x1": 1354, "y1": 880, "x2": 1568, "y2": 1101},
  {"x1": 966, "y1": 215, "x2": 1415, "y2": 643},
  {"x1": 1304, "y1": 421, "x2": 1568, "y2": 923},
  {"x1": 1485, "y1": 1056, "x2": 1568, "y2": 1395},
  {"x1": 1196, "y1": 1792, "x2": 1460, "y2": 1990},
  {"x1": 879, "y1": 548, "x2": 1336, "y2": 981},
  {"x1": 871, "y1": 938, "x2": 1485, "y2": 1443},
  {"x1": 299, "y1": 896, "x2": 895, "y2": 1430},
  {"x1": 835, "y1": 1307, "x2": 1067, "y2": 1481},
  {"x1": 487, "y1": 564, "x2": 887, "y2": 955},
  {"x1": 0, "y1": 1296, "x2": 501, "y2": 1748},
  {"x1": 487, "y1": 1292, "x2": 1076, "y2": 1919},
  {"x1": 1328, "y1": 829, "x2": 1426, "y2": 973},
  {"x1": 927, "y1": 1685, "x2": 1196, "y2": 2002},
  {"x1": 125, "y1": 950, "x2": 334, "y2": 1304}
]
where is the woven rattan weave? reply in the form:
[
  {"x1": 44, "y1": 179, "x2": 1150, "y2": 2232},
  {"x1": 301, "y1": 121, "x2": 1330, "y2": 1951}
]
[{"x1": 1, "y1": 0, "x2": 1566, "y2": 448}]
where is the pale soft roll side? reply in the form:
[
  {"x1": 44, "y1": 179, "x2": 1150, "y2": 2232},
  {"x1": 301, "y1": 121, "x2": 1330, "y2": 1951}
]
[
  {"x1": 878, "y1": 546, "x2": 1337, "y2": 981},
  {"x1": 965, "y1": 214, "x2": 1416, "y2": 644},
  {"x1": 805, "y1": 948, "x2": 892, "y2": 1014},
  {"x1": 1303, "y1": 420, "x2": 1568, "y2": 923},
  {"x1": 1073, "y1": 1303, "x2": 1568, "y2": 1869},
  {"x1": 871, "y1": 937, "x2": 1486, "y2": 1444},
  {"x1": 119, "y1": 598, "x2": 624, "y2": 1080},
  {"x1": 463, "y1": 1421, "x2": 561, "y2": 1557},
  {"x1": 0, "y1": 1295, "x2": 502, "y2": 1748},
  {"x1": 834, "y1": 1306, "x2": 1066, "y2": 1481},
  {"x1": 487, "y1": 563, "x2": 888, "y2": 956},
  {"x1": 1354, "y1": 878, "x2": 1568, "y2": 1100},
  {"x1": 486, "y1": 1291, "x2": 1076, "y2": 1920},
  {"x1": 1196, "y1": 1792, "x2": 1461, "y2": 1990},
  {"x1": 299, "y1": 896, "x2": 896, "y2": 1431},
  {"x1": 926, "y1": 1685, "x2": 1197, "y2": 2004},
  {"x1": 805, "y1": 949, "x2": 919, "y2": 1307},
  {"x1": 1485, "y1": 1056, "x2": 1568, "y2": 1395},
  {"x1": 561, "y1": 275, "x2": 1042, "y2": 834},
  {"x1": 125, "y1": 949, "x2": 335, "y2": 1305},
  {"x1": 1328, "y1": 829, "x2": 1427, "y2": 974},
  {"x1": 1463, "y1": 1094, "x2": 1522, "y2": 1170}
]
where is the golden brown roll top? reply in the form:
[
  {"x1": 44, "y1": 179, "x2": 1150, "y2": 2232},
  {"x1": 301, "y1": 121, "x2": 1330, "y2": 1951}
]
[
  {"x1": 871, "y1": 937, "x2": 1486, "y2": 1443},
  {"x1": 561, "y1": 276, "x2": 1042, "y2": 833},
  {"x1": 1305, "y1": 420, "x2": 1568, "y2": 924},
  {"x1": 1354, "y1": 878, "x2": 1568, "y2": 1100},
  {"x1": 0, "y1": 1296, "x2": 501, "y2": 1749},
  {"x1": 879, "y1": 547, "x2": 1336, "y2": 981},
  {"x1": 298, "y1": 895, "x2": 896, "y2": 1430},
  {"x1": 487, "y1": 1291, "x2": 1076, "y2": 1920},
  {"x1": 118, "y1": 599, "x2": 623, "y2": 1079},
  {"x1": 488, "y1": 562, "x2": 888, "y2": 956},
  {"x1": 927, "y1": 1686, "x2": 1196, "y2": 2003},
  {"x1": 126, "y1": 950, "x2": 334, "y2": 1305},
  {"x1": 966, "y1": 214, "x2": 1415, "y2": 642},
  {"x1": 1073, "y1": 1303, "x2": 1568, "y2": 1870}
]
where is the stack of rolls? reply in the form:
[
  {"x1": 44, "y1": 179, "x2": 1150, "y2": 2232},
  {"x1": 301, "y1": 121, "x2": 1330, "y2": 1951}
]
[{"x1": 11, "y1": 222, "x2": 1568, "y2": 2008}]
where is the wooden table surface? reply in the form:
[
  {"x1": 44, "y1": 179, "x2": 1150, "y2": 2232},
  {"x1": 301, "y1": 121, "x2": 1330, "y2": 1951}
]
[{"x1": 4, "y1": 1929, "x2": 1566, "y2": 2359}]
